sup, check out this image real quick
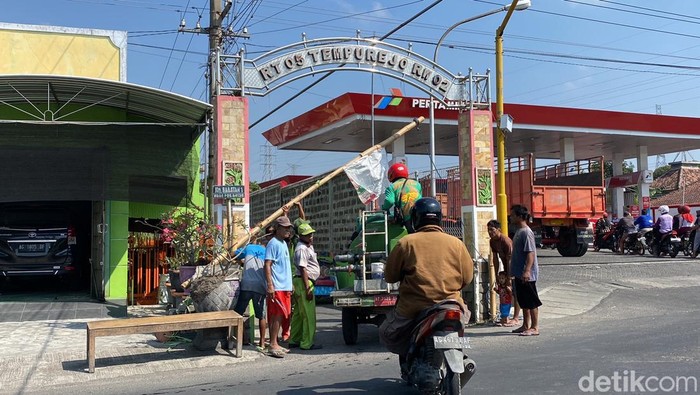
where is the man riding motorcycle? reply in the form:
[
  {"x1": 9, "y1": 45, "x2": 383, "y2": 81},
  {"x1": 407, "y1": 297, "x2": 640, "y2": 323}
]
[
  {"x1": 634, "y1": 208, "x2": 654, "y2": 232},
  {"x1": 594, "y1": 212, "x2": 612, "y2": 249},
  {"x1": 615, "y1": 211, "x2": 636, "y2": 254},
  {"x1": 379, "y1": 197, "x2": 474, "y2": 366},
  {"x1": 653, "y1": 205, "x2": 674, "y2": 246},
  {"x1": 634, "y1": 208, "x2": 654, "y2": 252}
]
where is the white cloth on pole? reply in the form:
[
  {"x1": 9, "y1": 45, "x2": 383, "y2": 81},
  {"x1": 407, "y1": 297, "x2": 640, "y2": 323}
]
[{"x1": 344, "y1": 149, "x2": 389, "y2": 205}]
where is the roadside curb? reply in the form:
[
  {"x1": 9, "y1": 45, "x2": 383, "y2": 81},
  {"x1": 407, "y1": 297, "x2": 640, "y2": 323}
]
[{"x1": 538, "y1": 281, "x2": 613, "y2": 319}]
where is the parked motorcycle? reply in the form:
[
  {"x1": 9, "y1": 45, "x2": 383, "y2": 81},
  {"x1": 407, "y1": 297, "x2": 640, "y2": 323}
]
[
  {"x1": 593, "y1": 229, "x2": 617, "y2": 252},
  {"x1": 652, "y1": 230, "x2": 680, "y2": 258},
  {"x1": 402, "y1": 300, "x2": 476, "y2": 395}
]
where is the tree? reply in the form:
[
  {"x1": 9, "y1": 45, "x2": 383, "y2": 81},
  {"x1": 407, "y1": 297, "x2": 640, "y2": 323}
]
[
  {"x1": 592, "y1": 160, "x2": 635, "y2": 178},
  {"x1": 603, "y1": 160, "x2": 635, "y2": 178},
  {"x1": 250, "y1": 181, "x2": 261, "y2": 193},
  {"x1": 653, "y1": 165, "x2": 671, "y2": 179}
]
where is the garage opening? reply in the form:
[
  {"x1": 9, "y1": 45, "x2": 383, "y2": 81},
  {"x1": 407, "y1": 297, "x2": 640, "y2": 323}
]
[{"x1": 0, "y1": 200, "x2": 93, "y2": 298}]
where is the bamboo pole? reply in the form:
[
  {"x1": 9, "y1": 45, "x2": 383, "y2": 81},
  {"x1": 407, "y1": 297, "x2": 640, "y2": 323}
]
[{"x1": 211, "y1": 116, "x2": 425, "y2": 267}]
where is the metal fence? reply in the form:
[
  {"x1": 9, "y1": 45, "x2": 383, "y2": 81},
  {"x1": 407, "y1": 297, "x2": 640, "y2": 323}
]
[{"x1": 416, "y1": 166, "x2": 463, "y2": 240}]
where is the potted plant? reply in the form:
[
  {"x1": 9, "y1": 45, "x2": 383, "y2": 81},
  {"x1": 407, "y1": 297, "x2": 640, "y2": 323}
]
[{"x1": 159, "y1": 205, "x2": 223, "y2": 293}]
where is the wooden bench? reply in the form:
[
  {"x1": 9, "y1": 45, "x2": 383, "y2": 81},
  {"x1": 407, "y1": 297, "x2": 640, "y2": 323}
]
[{"x1": 86, "y1": 310, "x2": 243, "y2": 373}]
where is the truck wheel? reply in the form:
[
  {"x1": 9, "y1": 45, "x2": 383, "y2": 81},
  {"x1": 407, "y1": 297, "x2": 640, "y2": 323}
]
[
  {"x1": 575, "y1": 243, "x2": 588, "y2": 257},
  {"x1": 556, "y1": 240, "x2": 579, "y2": 257},
  {"x1": 556, "y1": 228, "x2": 580, "y2": 257},
  {"x1": 342, "y1": 308, "x2": 359, "y2": 345},
  {"x1": 556, "y1": 243, "x2": 572, "y2": 257}
]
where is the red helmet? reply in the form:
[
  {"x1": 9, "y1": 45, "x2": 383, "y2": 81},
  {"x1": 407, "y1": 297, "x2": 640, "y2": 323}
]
[{"x1": 388, "y1": 163, "x2": 408, "y2": 182}]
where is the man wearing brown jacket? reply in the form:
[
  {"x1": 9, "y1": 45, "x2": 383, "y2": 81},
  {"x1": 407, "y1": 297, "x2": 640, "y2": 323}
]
[{"x1": 379, "y1": 197, "x2": 474, "y2": 357}]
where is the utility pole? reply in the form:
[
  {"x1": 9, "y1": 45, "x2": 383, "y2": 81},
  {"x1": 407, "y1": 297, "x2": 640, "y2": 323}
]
[
  {"x1": 207, "y1": 0, "x2": 224, "y2": 219},
  {"x1": 180, "y1": 0, "x2": 247, "y2": 219}
]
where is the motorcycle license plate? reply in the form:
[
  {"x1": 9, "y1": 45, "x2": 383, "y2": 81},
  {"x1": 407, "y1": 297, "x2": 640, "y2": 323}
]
[{"x1": 433, "y1": 335, "x2": 471, "y2": 350}]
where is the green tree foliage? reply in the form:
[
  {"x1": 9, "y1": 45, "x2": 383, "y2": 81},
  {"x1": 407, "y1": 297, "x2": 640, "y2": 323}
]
[
  {"x1": 591, "y1": 160, "x2": 635, "y2": 178},
  {"x1": 653, "y1": 165, "x2": 671, "y2": 179},
  {"x1": 603, "y1": 160, "x2": 635, "y2": 178}
]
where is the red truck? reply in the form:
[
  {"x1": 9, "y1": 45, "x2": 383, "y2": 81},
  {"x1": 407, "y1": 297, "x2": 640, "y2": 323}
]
[{"x1": 502, "y1": 154, "x2": 606, "y2": 257}]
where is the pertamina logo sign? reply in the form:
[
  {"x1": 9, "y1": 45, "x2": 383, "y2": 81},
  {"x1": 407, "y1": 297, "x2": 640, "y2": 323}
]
[{"x1": 374, "y1": 88, "x2": 403, "y2": 109}]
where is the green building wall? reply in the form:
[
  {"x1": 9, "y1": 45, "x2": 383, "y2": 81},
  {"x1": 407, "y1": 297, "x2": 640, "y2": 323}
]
[{"x1": 106, "y1": 136, "x2": 206, "y2": 308}]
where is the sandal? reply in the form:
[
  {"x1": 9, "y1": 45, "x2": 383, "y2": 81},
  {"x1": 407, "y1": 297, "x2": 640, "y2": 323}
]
[
  {"x1": 511, "y1": 327, "x2": 527, "y2": 334},
  {"x1": 255, "y1": 345, "x2": 268, "y2": 353},
  {"x1": 520, "y1": 329, "x2": 540, "y2": 336},
  {"x1": 267, "y1": 348, "x2": 286, "y2": 358}
]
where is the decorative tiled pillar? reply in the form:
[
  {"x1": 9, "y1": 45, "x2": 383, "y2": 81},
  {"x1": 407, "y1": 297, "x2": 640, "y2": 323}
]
[
  {"x1": 215, "y1": 96, "x2": 250, "y2": 242},
  {"x1": 458, "y1": 109, "x2": 496, "y2": 323}
]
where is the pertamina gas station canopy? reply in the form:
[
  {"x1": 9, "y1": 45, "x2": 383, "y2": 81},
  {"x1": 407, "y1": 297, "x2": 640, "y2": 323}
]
[{"x1": 262, "y1": 92, "x2": 700, "y2": 162}]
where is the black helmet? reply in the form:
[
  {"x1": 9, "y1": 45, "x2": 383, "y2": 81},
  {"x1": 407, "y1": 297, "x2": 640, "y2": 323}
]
[{"x1": 411, "y1": 197, "x2": 443, "y2": 230}]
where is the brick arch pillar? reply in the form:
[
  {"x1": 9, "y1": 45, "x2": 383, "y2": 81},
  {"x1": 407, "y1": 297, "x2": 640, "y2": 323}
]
[
  {"x1": 214, "y1": 95, "x2": 250, "y2": 241},
  {"x1": 458, "y1": 108, "x2": 496, "y2": 323}
]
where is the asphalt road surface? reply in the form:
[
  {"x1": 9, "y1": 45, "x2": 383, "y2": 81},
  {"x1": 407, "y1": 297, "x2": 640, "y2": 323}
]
[{"x1": 24, "y1": 250, "x2": 700, "y2": 395}]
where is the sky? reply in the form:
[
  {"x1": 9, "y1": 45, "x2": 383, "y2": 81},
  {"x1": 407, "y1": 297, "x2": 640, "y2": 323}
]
[{"x1": 4, "y1": 0, "x2": 700, "y2": 182}]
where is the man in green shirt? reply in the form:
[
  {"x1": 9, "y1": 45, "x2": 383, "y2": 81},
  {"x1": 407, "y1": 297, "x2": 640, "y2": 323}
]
[{"x1": 381, "y1": 162, "x2": 423, "y2": 233}]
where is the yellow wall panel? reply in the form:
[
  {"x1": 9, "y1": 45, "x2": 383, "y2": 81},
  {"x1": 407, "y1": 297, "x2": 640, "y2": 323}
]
[{"x1": 0, "y1": 24, "x2": 125, "y2": 81}]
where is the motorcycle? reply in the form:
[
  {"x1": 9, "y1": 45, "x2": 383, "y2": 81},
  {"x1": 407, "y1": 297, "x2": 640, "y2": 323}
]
[
  {"x1": 636, "y1": 228, "x2": 654, "y2": 255},
  {"x1": 652, "y1": 230, "x2": 680, "y2": 258},
  {"x1": 676, "y1": 229, "x2": 695, "y2": 257},
  {"x1": 622, "y1": 231, "x2": 645, "y2": 255},
  {"x1": 402, "y1": 300, "x2": 476, "y2": 395},
  {"x1": 593, "y1": 228, "x2": 617, "y2": 252}
]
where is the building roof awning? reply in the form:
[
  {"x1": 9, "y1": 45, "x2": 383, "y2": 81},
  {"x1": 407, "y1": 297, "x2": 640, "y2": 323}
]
[
  {"x1": 262, "y1": 92, "x2": 700, "y2": 161},
  {"x1": 0, "y1": 74, "x2": 210, "y2": 126},
  {"x1": 0, "y1": 75, "x2": 211, "y2": 205}
]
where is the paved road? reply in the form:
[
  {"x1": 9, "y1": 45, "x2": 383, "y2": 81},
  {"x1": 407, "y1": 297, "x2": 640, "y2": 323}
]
[{"x1": 14, "y1": 250, "x2": 700, "y2": 395}]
